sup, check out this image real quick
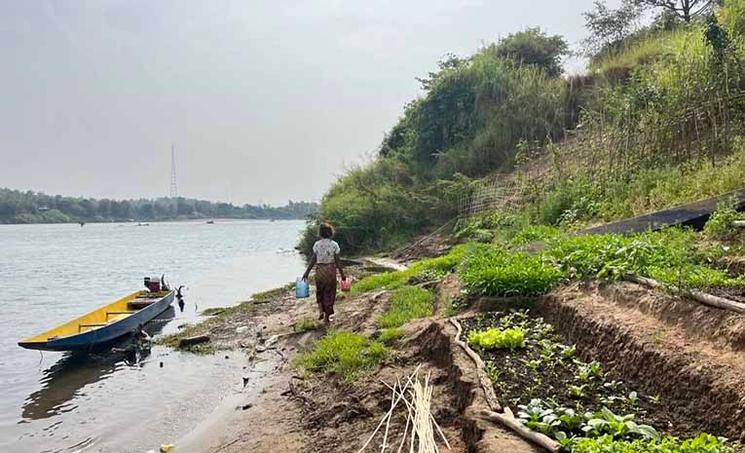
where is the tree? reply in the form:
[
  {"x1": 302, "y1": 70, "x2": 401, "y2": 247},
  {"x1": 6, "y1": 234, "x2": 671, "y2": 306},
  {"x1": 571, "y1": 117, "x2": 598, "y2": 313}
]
[
  {"x1": 632, "y1": 0, "x2": 715, "y2": 23},
  {"x1": 583, "y1": 0, "x2": 643, "y2": 54},
  {"x1": 492, "y1": 28, "x2": 569, "y2": 77}
]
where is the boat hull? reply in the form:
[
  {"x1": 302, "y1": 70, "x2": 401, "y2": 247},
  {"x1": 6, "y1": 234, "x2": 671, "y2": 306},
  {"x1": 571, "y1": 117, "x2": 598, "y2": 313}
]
[{"x1": 18, "y1": 291, "x2": 175, "y2": 352}]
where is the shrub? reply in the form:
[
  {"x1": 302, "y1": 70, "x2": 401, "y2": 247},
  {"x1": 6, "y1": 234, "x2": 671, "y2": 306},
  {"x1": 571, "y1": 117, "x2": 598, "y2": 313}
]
[
  {"x1": 378, "y1": 286, "x2": 435, "y2": 328},
  {"x1": 468, "y1": 327, "x2": 526, "y2": 350},
  {"x1": 296, "y1": 331, "x2": 388, "y2": 382},
  {"x1": 459, "y1": 245, "x2": 564, "y2": 296},
  {"x1": 704, "y1": 199, "x2": 745, "y2": 240}
]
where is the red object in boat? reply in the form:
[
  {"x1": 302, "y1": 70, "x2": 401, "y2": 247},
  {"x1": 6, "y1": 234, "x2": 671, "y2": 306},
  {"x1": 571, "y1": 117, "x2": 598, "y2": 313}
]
[{"x1": 144, "y1": 277, "x2": 161, "y2": 292}]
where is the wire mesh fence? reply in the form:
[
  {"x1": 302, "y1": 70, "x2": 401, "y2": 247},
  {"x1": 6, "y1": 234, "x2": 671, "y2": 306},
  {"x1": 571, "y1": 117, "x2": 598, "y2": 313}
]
[{"x1": 458, "y1": 178, "x2": 519, "y2": 219}]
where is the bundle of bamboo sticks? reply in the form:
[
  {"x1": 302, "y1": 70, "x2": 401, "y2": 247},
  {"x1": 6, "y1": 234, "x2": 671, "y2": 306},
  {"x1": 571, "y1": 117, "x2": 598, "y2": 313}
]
[{"x1": 358, "y1": 366, "x2": 451, "y2": 453}]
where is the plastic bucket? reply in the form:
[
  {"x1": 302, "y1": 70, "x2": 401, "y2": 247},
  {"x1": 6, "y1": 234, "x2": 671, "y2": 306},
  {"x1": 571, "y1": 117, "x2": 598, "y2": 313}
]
[
  {"x1": 340, "y1": 278, "x2": 351, "y2": 292},
  {"x1": 295, "y1": 278, "x2": 310, "y2": 298}
]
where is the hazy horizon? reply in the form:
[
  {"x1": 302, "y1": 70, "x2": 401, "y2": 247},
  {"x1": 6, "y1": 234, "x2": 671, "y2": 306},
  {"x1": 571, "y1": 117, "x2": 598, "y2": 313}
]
[{"x1": 1, "y1": 0, "x2": 621, "y2": 205}]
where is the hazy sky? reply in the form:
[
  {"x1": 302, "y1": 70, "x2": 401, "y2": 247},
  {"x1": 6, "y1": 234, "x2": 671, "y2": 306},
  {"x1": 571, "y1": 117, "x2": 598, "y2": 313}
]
[{"x1": 0, "y1": 0, "x2": 622, "y2": 205}]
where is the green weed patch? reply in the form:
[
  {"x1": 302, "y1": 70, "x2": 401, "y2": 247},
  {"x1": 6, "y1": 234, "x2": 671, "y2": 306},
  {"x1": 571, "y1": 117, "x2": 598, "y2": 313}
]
[
  {"x1": 378, "y1": 286, "x2": 435, "y2": 329},
  {"x1": 352, "y1": 245, "x2": 467, "y2": 295},
  {"x1": 296, "y1": 330, "x2": 388, "y2": 382},
  {"x1": 378, "y1": 327, "x2": 405, "y2": 344}
]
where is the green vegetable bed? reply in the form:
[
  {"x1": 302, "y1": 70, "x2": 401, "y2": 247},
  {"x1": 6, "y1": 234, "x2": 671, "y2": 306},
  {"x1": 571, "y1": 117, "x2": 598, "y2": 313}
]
[{"x1": 462, "y1": 311, "x2": 732, "y2": 452}]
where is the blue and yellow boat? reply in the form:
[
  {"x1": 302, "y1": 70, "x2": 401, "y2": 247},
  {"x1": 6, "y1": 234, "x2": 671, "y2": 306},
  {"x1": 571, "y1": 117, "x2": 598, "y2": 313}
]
[{"x1": 18, "y1": 289, "x2": 175, "y2": 352}]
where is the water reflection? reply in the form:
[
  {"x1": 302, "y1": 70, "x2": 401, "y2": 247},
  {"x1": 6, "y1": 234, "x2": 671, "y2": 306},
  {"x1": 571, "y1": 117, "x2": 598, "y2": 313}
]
[{"x1": 21, "y1": 308, "x2": 174, "y2": 421}]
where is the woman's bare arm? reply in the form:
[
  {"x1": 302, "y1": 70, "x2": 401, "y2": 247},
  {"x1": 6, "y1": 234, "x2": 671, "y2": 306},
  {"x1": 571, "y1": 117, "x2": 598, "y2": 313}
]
[
  {"x1": 302, "y1": 253, "x2": 317, "y2": 280},
  {"x1": 334, "y1": 253, "x2": 346, "y2": 280}
]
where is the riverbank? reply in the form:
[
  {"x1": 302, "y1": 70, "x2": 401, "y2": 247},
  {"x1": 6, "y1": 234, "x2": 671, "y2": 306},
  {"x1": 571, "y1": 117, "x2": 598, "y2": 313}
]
[{"x1": 162, "y1": 223, "x2": 745, "y2": 452}]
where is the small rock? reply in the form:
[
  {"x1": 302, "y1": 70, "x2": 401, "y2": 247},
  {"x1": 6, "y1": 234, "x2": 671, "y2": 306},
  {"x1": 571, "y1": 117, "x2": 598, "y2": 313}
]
[
  {"x1": 241, "y1": 403, "x2": 252, "y2": 410},
  {"x1": 159, "y1": 362, "x2": 164, "y2": 368},
  {"x1": 224, "y1": 355, "x2": 229, "y2": 359},
  {"x1": 236, "y1": 326, "x2": 249, "y2": 334},
  {"x1": 242, "y1": 376, "x2": 249, "y2": 387}
]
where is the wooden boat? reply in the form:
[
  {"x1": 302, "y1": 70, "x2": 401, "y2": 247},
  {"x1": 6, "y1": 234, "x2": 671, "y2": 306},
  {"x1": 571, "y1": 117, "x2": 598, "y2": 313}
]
[{"x1": 18, "y1": 290, "x2": 175, "y2": 352}]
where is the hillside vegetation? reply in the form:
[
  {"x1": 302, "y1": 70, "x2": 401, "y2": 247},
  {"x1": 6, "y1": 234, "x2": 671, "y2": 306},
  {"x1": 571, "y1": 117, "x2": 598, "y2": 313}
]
[{"x1": 300, "y1": 0, "x2": 745, "y2": 256}]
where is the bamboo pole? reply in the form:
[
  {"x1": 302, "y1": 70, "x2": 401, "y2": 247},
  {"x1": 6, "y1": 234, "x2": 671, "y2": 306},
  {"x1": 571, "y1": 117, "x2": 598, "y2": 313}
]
[
  {"x1": 629, "y1": 275, "x2": 745, "y2": 315},
  {"x1": 481, "y1": 409, "x2": 560, "y2": 452},
  {"x1": 448, "y1": 318, "x2": 501, "y2": 412}
]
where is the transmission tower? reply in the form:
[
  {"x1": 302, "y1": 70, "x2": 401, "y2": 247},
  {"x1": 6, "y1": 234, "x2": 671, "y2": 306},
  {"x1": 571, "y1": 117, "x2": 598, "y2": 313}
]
[{"x1": 169, "y1": 144, "x2": 178, "y2": 198}]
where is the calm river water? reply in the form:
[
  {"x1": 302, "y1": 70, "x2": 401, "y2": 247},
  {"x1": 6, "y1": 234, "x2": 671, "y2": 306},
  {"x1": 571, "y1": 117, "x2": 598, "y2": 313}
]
[{"x1": 0, "y1": 220, "x2": 306, "y2": 452}]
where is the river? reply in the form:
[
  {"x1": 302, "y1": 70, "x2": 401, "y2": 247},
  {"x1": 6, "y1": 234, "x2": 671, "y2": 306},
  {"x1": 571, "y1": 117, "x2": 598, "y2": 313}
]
[{"x1": 0, "y1": 220, "x2": 306, "y2": 452}]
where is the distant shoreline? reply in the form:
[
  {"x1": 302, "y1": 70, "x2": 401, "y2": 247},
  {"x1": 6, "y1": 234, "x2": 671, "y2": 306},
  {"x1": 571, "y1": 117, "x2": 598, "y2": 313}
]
[{"x1": 0, "y1": 217, "x2": 308, "y2": 226}]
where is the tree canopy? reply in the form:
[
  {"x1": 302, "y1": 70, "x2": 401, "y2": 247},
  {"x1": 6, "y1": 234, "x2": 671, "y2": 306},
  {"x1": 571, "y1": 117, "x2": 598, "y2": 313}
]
[
  {"x1": 491, "y1": 28, "x2": 570, "y2": 77},
  {"x1": 0, "y1": 188, "x2": 318, "y2": 224}
]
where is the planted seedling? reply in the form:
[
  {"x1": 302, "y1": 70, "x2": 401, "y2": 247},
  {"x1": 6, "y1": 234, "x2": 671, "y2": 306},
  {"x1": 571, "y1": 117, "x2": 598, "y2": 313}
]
[
  {"x1": 568, "y1": 384, "x2": 588, "y2": 399},
  {"x1": 582, "y1": 407, "x2": 659, "y2": 441},
  {"x1": 577, "y1": 361, "x2": 603, "y2": 382},
  {"x1": 561, "y1": 344, "x2": 576, "y2": 359}
]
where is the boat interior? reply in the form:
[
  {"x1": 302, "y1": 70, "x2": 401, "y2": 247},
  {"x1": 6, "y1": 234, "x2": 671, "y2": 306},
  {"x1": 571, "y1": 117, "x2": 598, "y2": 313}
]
[{"x1": 20, "y1": 291, "x2": 169, "y2": 344}]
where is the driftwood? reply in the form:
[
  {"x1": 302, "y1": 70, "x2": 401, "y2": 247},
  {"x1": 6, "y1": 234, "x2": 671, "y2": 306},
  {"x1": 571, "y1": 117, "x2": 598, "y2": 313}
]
[
  {"x1": 629, "y1": 275, "x2": 745, "y2": 315},
  {"x1": 482, "y1": 409, "x2": 560, "y2": 452},
  {"x1": 449, "y1": 318, "x2": 501, "y2": 412},
  {"x1": 178, "y1": 334, "x2": 210, "y2": 348}
]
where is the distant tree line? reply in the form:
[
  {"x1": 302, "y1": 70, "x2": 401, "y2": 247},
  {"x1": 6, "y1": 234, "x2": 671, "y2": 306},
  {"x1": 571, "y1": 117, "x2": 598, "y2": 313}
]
[{"x1": 0, "y1": 188, "x2": 318, "y2": 224}]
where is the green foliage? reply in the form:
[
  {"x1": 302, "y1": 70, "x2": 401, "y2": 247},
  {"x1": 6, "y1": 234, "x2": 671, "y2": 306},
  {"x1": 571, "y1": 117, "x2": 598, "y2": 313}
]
[
  {"x1": 0, "y1": 187, "x2": 317, "y2": 224},
  {"x1": 459, "y1": 245, "x2": 564, "y2": 296},
  {"x1": 518, "y1": 400, "x2": 659, "y2": 445},
  {"x1": 352, "y1": 270, "x2": 410, "y2": 294},
  {"x1": 378, "y1": 286, "x2": 435, "y2": 329},
  {"x1": 546, "y1": 229, "x2": 745, "y2": 289},
  {"x1": 491, "y1": 27, "x2": 570, "y2": 77},
  {"x1": 572, "y1": 433, "x2": 733, "y2": 453},
  {"x1": 295, "y1": 318, "x2": 321, "y2": 332},
  {"x1": 508, "y1": 225, "x2": 562, "y2": 246},
  {"x1": 582, "y1": 407, "x2": 659, "y2": 440},
  {"x1": 704, "y1": 199, "x2": 745, "y2": 239},
  {"x1": 296, "y1": 330, "x2": 388, "y2": 382},
  {"x1": 352, "y1": 245, "x2": 467, "y2": 294},
  {"x1": 583, "y1": 0, "x2": 644, "y2": 56},
  {"x1": 720, "y1": 0, "x2": 745, "y2": 45},
  {"x1": 378, "y1": 327, "x2": 405, "y2": 344},
  {"x1": 467, "y1": 327, "x2": 526, "y2": 350}
]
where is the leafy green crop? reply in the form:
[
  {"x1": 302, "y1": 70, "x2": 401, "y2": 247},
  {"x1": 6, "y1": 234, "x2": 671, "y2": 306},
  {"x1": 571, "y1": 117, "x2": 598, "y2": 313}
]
[
  {"x1": 459, "y1": 245, "x2": 564, "y2": 296},
  {"x1": 467, "y1": 327, "x2": 526, "y2": 350},
  {"x1": 572, "y1": 433, "x2": 733, "y2": 453}
]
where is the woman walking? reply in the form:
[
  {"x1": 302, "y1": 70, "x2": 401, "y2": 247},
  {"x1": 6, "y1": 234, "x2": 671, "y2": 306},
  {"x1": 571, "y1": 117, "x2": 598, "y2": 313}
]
[{"x1": 302, "y1": 223, "x2": 346, "y2": 323}]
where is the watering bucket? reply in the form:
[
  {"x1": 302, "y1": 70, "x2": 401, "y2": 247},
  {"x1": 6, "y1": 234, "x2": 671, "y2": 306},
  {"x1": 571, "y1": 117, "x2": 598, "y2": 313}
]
[
  {"x1": 340, "y1": 277, "x2": 351, "y2": 292},
  {"x1": 295, "y1": 278, "x2": 310, "y2": 298}
]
